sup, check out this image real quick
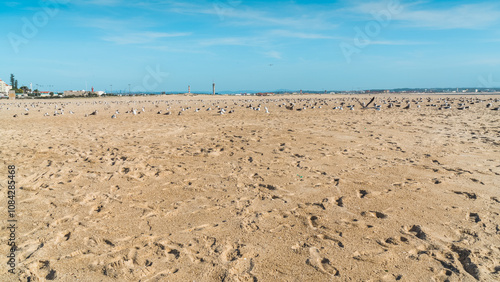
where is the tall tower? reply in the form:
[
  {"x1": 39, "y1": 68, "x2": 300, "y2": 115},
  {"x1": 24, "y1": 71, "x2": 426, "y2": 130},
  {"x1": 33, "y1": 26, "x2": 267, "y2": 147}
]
[
  {"x1": 188, "y1": 85, "x2": 191, "y2": 94},
  {"x1": 212, "y1": 82, "x2": 215, "y2": 95}
]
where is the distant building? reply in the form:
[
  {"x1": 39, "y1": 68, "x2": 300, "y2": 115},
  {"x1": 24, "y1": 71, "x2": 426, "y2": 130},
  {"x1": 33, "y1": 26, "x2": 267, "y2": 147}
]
[
  {"x1": 63, "y1": 90, "x2": 86, "y2": 97},
  {"x1": 0, "y1": 79, "x2": 13, "y2": 96}
]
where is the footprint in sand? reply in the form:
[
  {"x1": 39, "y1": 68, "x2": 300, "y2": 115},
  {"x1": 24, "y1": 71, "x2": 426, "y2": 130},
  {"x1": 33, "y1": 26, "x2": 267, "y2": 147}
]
[
  {"x1": 361, "y1": 211, "x2": 388, "y2": 219},
  {"x1": 467, "y1": 212, "x2": 481, "y2": 223},
  {"x1": 357, "y1": 190, "x2": 369, "y2": 198},
  {"x1": 453, "y1": 191, "x2": 477, "y2": 200},
  {"x1": 24, "y1": 260, "x2": 57, "y2": 281},
  {"x1": 240, "y1": 216, "x2": 260, "y2": 232},
  {"x1": 306, "y1": 247, "x2": 339, "y2": 276},
  {"x1": 307, "y1": 215, "x2": 321, "y2": 229},
  {"x1": 404, "y1": 225, "x2": 427, "y2": 240}
]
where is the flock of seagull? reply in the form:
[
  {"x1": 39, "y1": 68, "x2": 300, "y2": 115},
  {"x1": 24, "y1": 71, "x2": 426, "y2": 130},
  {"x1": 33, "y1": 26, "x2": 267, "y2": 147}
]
[{"x1": 2, "y1": 96, "x2": 500, "y2": 118}]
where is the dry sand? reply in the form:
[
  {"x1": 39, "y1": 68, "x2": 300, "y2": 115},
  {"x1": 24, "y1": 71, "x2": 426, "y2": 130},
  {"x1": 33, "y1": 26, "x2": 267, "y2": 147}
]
[{"x1": 1, "y1": 94, "x2": 499, "y2": 281}]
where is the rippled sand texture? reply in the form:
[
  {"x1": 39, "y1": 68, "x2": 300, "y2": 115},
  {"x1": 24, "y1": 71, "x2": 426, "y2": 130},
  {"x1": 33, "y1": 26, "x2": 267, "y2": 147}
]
[{"x1": 1, "y1": 94, "x2": 499, "y2": 281}]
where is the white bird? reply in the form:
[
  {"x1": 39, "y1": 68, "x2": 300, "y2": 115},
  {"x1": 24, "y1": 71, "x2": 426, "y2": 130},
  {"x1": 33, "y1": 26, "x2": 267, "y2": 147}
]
[
  {"x1": 111, "y1": 114, "x2": 117, "y2": 118},
  {"x1": 265, "y1": 107, "x2": 269, "y2": 113}
]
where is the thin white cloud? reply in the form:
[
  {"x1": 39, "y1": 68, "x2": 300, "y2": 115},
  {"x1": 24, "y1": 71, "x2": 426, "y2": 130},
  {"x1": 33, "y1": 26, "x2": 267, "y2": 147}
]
[
  {"x1": 368, "y1": 40, "x2": 432, "y2": 45},
  {"x1": 269, "y1": 30, "x2": 337, "y2": 39},
  {"x1": 143, "y1": 45, "x2": 207, "y2": 54},
  {"x1": 75, "y1": 17, "x2": 152, "y2": 32},
  {"x1": 103, "y1": 32, "x2": 191, "y2": 45},
  {"x1": 264, "y1": 50, "x2": 282, "y2": 59},
  {"x1": 197, "y1": 36, "x2": 266, "y2": 47},
  {"x1": 349, "y1": 1, "x2": 500, "y2": 30},
  {"x1": 397, "y1": 4, "x2": 500, "y2": 29},
  {"x1": 152, "y1": 1, "x2": 338, "y2": 30},
  {"x1": 72, "y1": 0, "x2": 123, "y2": 6},
  {"x1": 4, "y1": 2, "x2": 21, "y2": 7}
]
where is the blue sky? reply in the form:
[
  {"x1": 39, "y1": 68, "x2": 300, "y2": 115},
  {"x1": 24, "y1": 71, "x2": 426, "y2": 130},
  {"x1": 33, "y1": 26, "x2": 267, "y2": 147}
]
[{"x1": 2, "y1": 0, "x2": 500, "y2": 92}]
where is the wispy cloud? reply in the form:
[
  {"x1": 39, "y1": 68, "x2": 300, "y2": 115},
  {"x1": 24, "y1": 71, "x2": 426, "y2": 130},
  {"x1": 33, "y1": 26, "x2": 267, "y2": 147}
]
[
  {"x1": 269, "y1": 30, "x2": 337, "y2": 39},
  {"x1": 264, "y1": 50, "x2": 282, "y2": 59},
  {"x1": 76, "y1": 17, "x2": 151, "y2": 32},
  {"x1": 147, "y1": 1, "x2": 339, "y2": 30},
  {"x1": 349, "y1": 1, "x2": 500, "y2": 29},
  {"x1": 103, "y1": 32, "x2": 191, "y2": 45},
  {"x1": 368, "y1": 40, "x2": 432, "y2": 45},
  {"x1": 197, "y1": 36, "x2": 265, "y2": 47},
  {"x1": 398, "y1": 3, "x2": 500, "y2": 29},
  {"x1": 143, "y1": 45, "x2": 207, "y2": 54},
  {"x1": 4, "y1": 1, "x2": 21, "y2": 7},
  {"x1": 72, "y1": 0, "x2": 124, "y2": 6}
]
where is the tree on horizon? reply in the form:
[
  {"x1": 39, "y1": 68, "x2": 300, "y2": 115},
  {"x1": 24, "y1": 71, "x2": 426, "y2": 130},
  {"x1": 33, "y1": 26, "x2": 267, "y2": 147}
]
[{"x1": 10, "y1": 74, "x2": 18, "y2": 90}]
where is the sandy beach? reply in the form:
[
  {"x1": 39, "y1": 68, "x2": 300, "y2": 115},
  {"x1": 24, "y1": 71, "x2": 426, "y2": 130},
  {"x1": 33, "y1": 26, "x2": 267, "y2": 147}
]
[{"x1": 1, "y1": 94, "x2": 499, "y2": 281}]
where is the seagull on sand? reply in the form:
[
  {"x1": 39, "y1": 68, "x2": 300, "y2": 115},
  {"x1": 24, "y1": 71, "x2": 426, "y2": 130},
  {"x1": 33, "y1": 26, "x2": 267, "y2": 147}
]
[{"x1": 356, "y1": 97, "x2": 375, "y2": 109}]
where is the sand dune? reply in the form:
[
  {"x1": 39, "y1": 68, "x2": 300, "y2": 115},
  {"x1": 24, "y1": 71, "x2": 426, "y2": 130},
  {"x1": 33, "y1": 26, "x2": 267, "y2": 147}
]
[{"x1": 1, "y1": 94, "x2": 499, "y2": 281}]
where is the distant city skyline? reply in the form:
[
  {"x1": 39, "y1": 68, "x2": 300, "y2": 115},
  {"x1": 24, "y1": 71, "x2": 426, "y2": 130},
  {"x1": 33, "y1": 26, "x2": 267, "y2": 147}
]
[{"x1": 2, "y1": 0, "x2": 500, "y2": 92}]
